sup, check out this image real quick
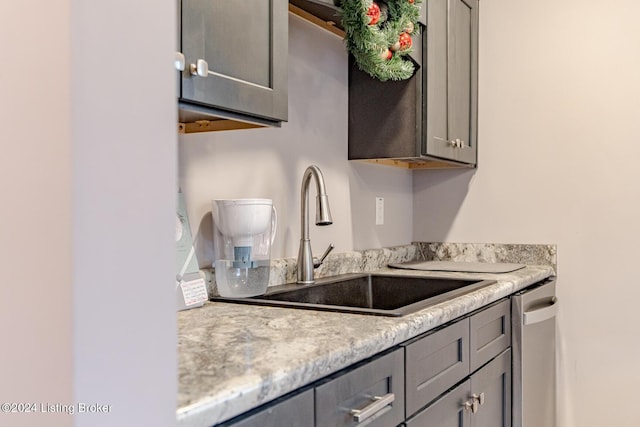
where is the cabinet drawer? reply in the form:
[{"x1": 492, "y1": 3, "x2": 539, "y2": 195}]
[
  {"x1": 221, "y1": 388, "x2": 313, "y2": 427},
  {"x1": 315, "y1": 349, "x2": 405, "y2": 427},
  {"x1": 405, "y1": 318, "x2": 470, "y2": 417},
  {"x1": 469, "y1": 299, "x2": 510, "y2": 372}
]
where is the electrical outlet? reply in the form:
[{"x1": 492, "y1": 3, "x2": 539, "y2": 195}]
[{"x1": 375, "y1": 197, "x2": 384, "y2": 225}]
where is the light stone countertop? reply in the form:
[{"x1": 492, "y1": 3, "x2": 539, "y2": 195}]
[{"x1": 177, "y1": 265, "x2": 554, "y2": 427}]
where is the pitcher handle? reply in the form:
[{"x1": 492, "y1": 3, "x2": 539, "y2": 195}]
[{"x1": 271, "y1": 205, "x2": 278, "y2": 245}]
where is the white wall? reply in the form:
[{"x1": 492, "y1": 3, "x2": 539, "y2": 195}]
[
  {"x1": 70, "y1": 1, "x2": 177, "y2": 426},
  {"x1": 413, "y1": 1, "x2": 640, "y2": 426},
  {"x1": 1, "y1": 1, "x2": 177, "y2": 427},
  {"x1": 179, "y1": 16, "x2": 413, "y2": 266},
  {"x1": 1, "y1": 3, "x2": 73, "y2": 426}
]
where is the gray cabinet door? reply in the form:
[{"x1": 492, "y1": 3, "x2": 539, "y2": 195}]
[
  {"x1": 469, "y1": 299, "x2": 511, "y2": 373},
  {"x1": 406, "y1": 380, "x2": 471, "y2": 427},
  {"x1": 180, "y1": 0, "x2": 288, "y2": 122},
  {"x1": 220, "y1": 388, "x2": 314, "y2": 427},
  {"x1": 425, "y1": 0, "x2": 478, "y2": 165},
  {"x1": 315, "y1": 349, "x2": 405, "y2": 427},
  {"x1": 405, "y1": 318, "x2": 470, "y2": 417},
  {"x1": 470, "y1": 349, "x2": 511, "y2": 427},
  {"x1": 407, "y1": 349, "x2": 511, "y2": 427}
]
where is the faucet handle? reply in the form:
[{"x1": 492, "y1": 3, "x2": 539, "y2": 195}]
[{"x1": 314, "y1": 244, "x2": 335, "y2": 269}]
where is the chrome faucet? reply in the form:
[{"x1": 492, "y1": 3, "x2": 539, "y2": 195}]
[{"x1": 297, "y1": 165, "x2": 334, "y2": 284}]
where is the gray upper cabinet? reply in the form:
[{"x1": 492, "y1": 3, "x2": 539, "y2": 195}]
[
  {"x1": 425, "y1": 0, "x2": 478, "y2": 165},
  {"x1": 347, "y1": 0, "x2": 479, "y2": 168},
  {"x1": 178, "y1": 0, "x2": 288, "y2": 131}
]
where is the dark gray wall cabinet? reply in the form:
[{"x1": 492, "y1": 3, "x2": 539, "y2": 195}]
[
  {"x1": 348, "y1": 0, "x2": 479, "y2": 168},
  {"x1": 178, "y1": 0, "x2": 288, "y2": 131}
]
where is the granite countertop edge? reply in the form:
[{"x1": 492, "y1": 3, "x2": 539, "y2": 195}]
[{"x1": 177, "y1": 265, "x2": 554, "y2": 427}]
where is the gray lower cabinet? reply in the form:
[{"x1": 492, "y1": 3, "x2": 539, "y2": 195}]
[
  {"x1": 178, "y1": 0, "x2": 288, "y2": 128},
  {"x1": 405, "y1": 316, "x2": 470, "y2": 416},
  {"x1": 406, "y1": 349, "x2": 511, "y2": 427},
  {"x1": 316, "y1": 348, "x2": 405, "y2": 427},
  {"x1": 470, "y1": 349, "x2": 511, "y2": 427},
  {"x1": 406, "y1": 380, "x2": 471, "y2": 427},
  {"x1": 470, "y1": 299, "x2": 511, "y2": 372},
  {"x1": 404, "y1": 299, "x2": 511, "y2": 425},
  {"x1": 218, "y1": 388, "x2": 314, "y2": 427},
  {"x1": 220, "y1": 299, "x2": 511, "y2": 427}
]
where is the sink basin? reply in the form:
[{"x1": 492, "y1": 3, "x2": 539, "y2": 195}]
[{"x1": 212, "y1": 273, "x2": 496, "y2": 316}]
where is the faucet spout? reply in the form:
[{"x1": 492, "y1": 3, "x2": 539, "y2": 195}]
[{"x1": 297, "y1": 165, "x2": 333, "y2": 284}]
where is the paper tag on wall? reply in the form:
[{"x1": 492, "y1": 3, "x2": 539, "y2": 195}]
[{"x1": 179, "y1": 278, "x2": 208, "y2": 307}]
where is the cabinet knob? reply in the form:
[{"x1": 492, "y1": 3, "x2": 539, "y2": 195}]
[
  {"x1": 189, "y1": 59, "x2": 209, "y2": 77},
  {"x1": 472, "y1": 392, "x2": 485, "y2": 406},
  {"x1": 175, "y1": 52, "x2": 186, "y2": 71},
  {"x1": 462, "y1": 400, "x2": 479, "y2": 413},
  {"x1": 449, "y1": 139, "x2": 470, "y2": 148},
  {"x1": 447, "y1": 138, "x2": 461, "y2": 148}
]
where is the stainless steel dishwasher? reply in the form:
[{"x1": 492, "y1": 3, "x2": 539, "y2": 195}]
[{"x1": 512, "y1": 278, "x2": 558, "y2": 427}]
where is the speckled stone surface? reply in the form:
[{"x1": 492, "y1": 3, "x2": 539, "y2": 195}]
[
  {"x1": 416, "y1": 242, "x2": 557, "y2": 273},
  {"x1": 177, "y1": 264, "x2": 555, "y2": 427},
  {"x1": 202, "y1": 243, "x2": 556, "y2": 296}
]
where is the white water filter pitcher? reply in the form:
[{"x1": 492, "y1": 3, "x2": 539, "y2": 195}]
[{"x1": 212, "y1": 199, "x2": 277, "y2": 297}]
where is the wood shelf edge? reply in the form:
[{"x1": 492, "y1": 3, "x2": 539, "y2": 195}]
[
  {"x1": 178, "y1": 120, "x2": 265, "y2": 134},
  {"x1": 289, "y1": 4, "x2": 345, "y2": 38},
  {"x1": 355, "y1": 158, "x2": 472, "y2": 170}
]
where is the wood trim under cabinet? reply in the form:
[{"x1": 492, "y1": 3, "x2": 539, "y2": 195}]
[
  {"x1": 178, "y1": 120, "x2": 265, "y2": 134},
  {"x1": 355, "y1": 158, "x2": 474, "y2": 170},
  {"x1": 288, "y1": 4, "x2": 345, "y2": 38}
]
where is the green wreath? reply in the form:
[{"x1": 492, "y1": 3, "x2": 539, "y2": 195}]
[{"x1": 341, "y1": 0, "x2": 422, "y2": 81}]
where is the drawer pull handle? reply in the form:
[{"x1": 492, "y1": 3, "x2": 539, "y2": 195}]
[{"x1": 350, "y1": 393, "x2": 395, "y2": 423}]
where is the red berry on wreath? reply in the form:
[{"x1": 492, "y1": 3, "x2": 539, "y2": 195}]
[
  {"x1": 380, "y1": 48, "x2": 392, "y2": 60},
  {"x1": 408, "y1": 0, "x2": 415, "y2": 3},
  {"x1": 367, "y1": 2, "x2": 381, "y2": 25},
  {"x1": 399, "y1": 32, "x2": 412, "y2": 50}
]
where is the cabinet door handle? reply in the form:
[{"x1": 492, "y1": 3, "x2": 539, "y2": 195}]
[
  {"x1": 189, "y1": 59, "x2": 209, "y2": 77},
  {"x1": 350, "y1": 393, "x2": 395, "y2": 423},
  {"x1": 175, "y1": 52, "x2": 185, "y2": 71}
]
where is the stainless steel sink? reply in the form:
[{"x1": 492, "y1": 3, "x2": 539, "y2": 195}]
[{"x1": 212, "y1": 273, "x2": 496, "y2": 316}]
